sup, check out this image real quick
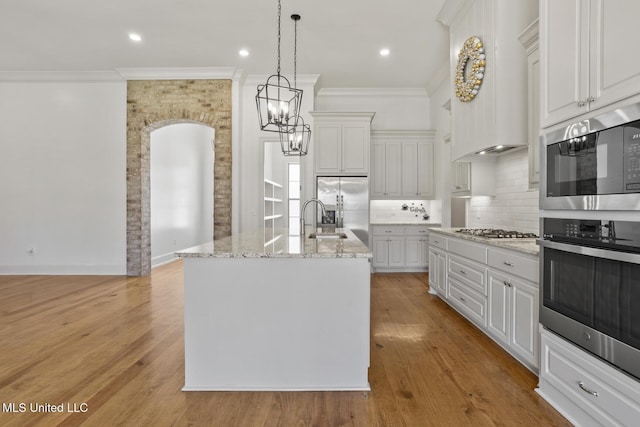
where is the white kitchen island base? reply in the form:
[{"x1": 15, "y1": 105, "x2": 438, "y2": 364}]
[{"x1": 181, "y1": 254, "x2": 371, "y2": 391}]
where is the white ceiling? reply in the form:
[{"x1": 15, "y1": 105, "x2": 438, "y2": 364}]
[{"x1": 0, "y1": 0, "x2": 450, "y2": 90}]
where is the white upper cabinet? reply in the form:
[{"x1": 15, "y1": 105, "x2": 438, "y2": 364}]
[
  {"x1": 311, "y1": 112, "x2": 375, "y2": 175},
  {"x1": 439, "y1": 0, "x2": 537, "y2": 160},
  {"x1": 370, "y1": 131, "x2": 435, "y2": 199},
  {"x1": 519, "y1": 19, "x2": 540, "y2": 186},
  {"x1": 540, "y1": 0, "x2": 640, "y2": 128}
]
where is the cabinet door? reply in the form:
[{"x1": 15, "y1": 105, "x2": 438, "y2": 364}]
[
  {"x1": 590, "y1": 0, "x2": 640, "y2": 112},
  {"x1": 370, "y1": 142, "x2": 386, "y2": 197},
  {"x1": 405, "y1": 236, "x2": 422, "y2": 267},
  {"x1": 487, "y1": 271, "x2": 510, "y2": 346},
  {"x1": 341, "y1": 124, "x2": 369, "y2": 174},
  {"x1": 372, "y1": 237, "x2": 389, "y2": 268},
  {"x1": 451, "y1": 162, "x2": 470, "y2": 193},
  {"x1": 315, "y1": 123, "x2": 342, "y2": 173},
  {"x1": 401, "y1": 141, "x2": 419, "y2": 197},
  {"x1": 540, "y1": 0, "x2": 590, "y2": 127},
  {"x1": 437, "y1": 252, "x2": 447, "y2": 295},
  {"x1": 417, "y1": 142, "x2": 434, "y2": 198},
  {"x1": 387, "y1": 237, "x2": 405, "y2": 268},
  {"x1": 428, "y1": 250, "x2": 439, "y2": 288},
  {"x1": 510, "y1": 278, "x2": 539, "y2": 368},
  {"x1": 385, "y1": 142, "x2": 402, "y2": 197},
  {"x1": 528, "y1": 46, "x2": 540, "y2": 185}
]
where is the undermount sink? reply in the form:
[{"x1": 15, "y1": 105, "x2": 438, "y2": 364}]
[{"x1": 308, "y1": 232, "x2": 348, "y2": 239}]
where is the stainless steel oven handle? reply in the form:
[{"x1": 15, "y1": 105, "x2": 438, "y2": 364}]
[{"x1": 540, "y1": 240, "x2": 640, "y2": 265}]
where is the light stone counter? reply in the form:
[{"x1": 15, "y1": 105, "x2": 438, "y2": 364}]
[
  {"x1": 175, "y1": 228, "x2": 372, "y2": 259},
  {"x1": 429, "y1": 228, "x2": 539, "y2": 256},
  {"x1": 370, "y1": 220, "x2": 442, "y2": 226}
]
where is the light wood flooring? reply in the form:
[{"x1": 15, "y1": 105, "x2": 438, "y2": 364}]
[{"x1": 0, "y1": 261, "x2": 570, "y2": 426}]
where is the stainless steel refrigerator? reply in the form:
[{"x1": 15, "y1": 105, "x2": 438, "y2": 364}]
[{"x1": 316, "y1": 176, "x2": 369, "y2": 246}]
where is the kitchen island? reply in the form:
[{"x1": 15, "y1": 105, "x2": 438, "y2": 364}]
[{"x1": 175, "y1": 228, "x2": 372, "y2": 391}]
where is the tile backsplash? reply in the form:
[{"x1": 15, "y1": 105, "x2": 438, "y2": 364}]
[
  {"x1": 468, "y1": 149, "x2": 539, "y2": 234},
  {"x1": 370, "y1": 200, "x2": 442, "y2": 223}
]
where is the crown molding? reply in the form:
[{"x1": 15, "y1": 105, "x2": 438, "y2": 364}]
[
  {"x1": 243, "y1": 73, "x2": 320, "y2": 87},
  {"x1": 316, "y1": 88, "x2": 428, "y2": 98},
  {"x1": 115, "y1": 67, "x2": 237, "y2": 80},
  {"x1": 309, "y1": 111, "x2": 376, "y2": 122},
  {"x1": 371, "y1": 129, "x2": 436, "y2": 138},
  {"x1": 518, "y1": 18, "x2": 539, "y2": 52},
  {"x1": 0, "y1": 70, "x2": 124, "y2": 82},
  {"x1": 426, "y1": 63, "x2": 450, "y2": 96},
  {"x1": 436, "y1": 0, "x2": 471, "y2": 26}
]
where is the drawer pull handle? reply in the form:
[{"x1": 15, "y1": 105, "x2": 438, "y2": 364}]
[
  {"x1": 503, "y1": 280, "x2": 512, "y2": 287},
  {"x1": 578, "y1": 381, "x2": 599, "y2": 397},
  {"x1": 459, "y1": 269, "x2": 467, "y2": 275},
  {"x1": 434, "y1": 240, "x2": 440, "y2": 244},
  {"x1": 460, "y1": 297, "x2": 466, "y2": 302},
  {"x1": 503, "y1": 261, "x2": 514, "y2": 267},
  {"x1": 385, "y1": 231, "x2": 391, "y2": 233}
]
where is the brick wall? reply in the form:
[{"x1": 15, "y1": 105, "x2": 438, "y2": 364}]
[{"x1": 126, "y1": 79, "x2": 232, "y2": 276}]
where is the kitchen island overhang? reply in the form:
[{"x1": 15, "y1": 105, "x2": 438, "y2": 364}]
[{"x1": 175, "y1": 228, "x2": 372, "y2": 391}]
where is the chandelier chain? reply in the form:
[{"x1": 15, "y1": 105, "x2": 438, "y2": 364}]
[
  {"x1": 277, "y1": 0, "x2": 281, "y2": 76},
  {"x1": 293, "y1": 16, "x2": 297, "y2": 88}
]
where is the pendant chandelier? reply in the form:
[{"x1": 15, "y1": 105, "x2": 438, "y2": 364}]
[
  {"x1": 280, "y1": 13, "x2": 311, "y2": 156},
  {"x1": 256, "y1": 0, "x2": 303, "y2": 134}
]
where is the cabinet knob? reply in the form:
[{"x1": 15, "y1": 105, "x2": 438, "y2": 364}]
[
  {"x1": 503, "y1": 280, "x2": 512, "y2": 287},
  {"x1": 587, "y1": 96, "x2": 597, "y2": 104},
  {"x1": 456, "y1": 185, "x2": 461, "y2": 189},
  {"x1": 577, "y1": 100, "x2": 587, "y2": 107}
]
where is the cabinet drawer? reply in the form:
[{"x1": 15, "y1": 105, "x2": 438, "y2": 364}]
[
  {"x1": 541, "y1": 330, "x2": 640, "y2": 427},
  {"x1": 488, "y1": 248, "x2": 538, "y2": 282},
  {"x1": 448, "y1": 255, "x2": 486, "y2": 296},
  {"x1": 448, "y1": 277, "x2": 487, "y2": 327},
  {"x1": 371, "y1": 225, "x2": 405, "y2": 236},
  {"x1": 405, "y1": 226, "x2": 431, "y2": 236},
  {"x1": 429, "y1": 234, "x2": 447, "y2": 250},
  {"x1": 448, "y1": 238, "x2": 487, "y2": 264}
]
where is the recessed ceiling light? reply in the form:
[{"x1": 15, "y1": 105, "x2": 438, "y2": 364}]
[
  {"x1": 239, "y1": 49, "x2": 249, "y2": 57},
  {"x1": 379, "y1": 48, "x2": 390, "y2": 56},
  {"x1": 129, "y1": 33, "x2": 142, "y2": 42}
]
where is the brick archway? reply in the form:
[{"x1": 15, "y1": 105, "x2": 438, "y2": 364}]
[{"x1": 126, "y1": 80, "x2": 232, "y2": 276}]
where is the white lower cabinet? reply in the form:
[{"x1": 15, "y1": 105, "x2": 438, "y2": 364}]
[
  {"x1": 487, "y1": 270, "x2": 539, "y2": 371},
  {"x1": 372, "y1": 225, "x2": 431, "y2": 272},
  {"x1": 428, "y1": 235, "x2": 447, "y2": 296},
  {"x1": 538, "y1": 328, "x2": 640, "y2": 427},
  {"x1": 430, "y1": 232, "x2": 540, "y2": 372}
]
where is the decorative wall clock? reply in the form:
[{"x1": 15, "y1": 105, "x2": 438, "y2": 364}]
[{"x1": 454, "y1": 36, "x2": 486, "y2": 102}]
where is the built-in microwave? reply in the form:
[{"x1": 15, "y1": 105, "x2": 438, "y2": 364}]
[{"x1": 541, "y1": 101, "x2": 640, "y2": 210}]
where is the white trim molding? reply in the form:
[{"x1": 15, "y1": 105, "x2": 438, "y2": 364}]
[
  {"x1": 116, "y1": 67, "x2": 238, "y2": 80},
  {"x1": 0, "y1": 70, "x2": 124, "y2": 82},
  {"x1": 316, "y1": 88, "x2": 428, "y2": 98}
]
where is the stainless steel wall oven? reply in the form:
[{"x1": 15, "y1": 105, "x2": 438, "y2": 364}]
[{"x1": 539, "y1": 218, "x2": 640, "y2": 379}]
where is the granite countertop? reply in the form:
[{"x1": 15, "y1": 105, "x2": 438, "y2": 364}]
[
  {"x1": 370, "y1": 220, "x2": 442, "y2": 226},
  {"x1": 175, "y1": 228, "x2": 372, "y2": 259},
  {"x1": 429, "y1": 228, "x2": 539, "y2": 256}
]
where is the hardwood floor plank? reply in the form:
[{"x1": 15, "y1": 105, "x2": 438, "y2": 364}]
[{"x1": 0, "y1": 265, "x2": 570, "y2": 426}]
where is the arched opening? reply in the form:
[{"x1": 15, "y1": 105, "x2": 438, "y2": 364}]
[
  {"x1": 150, "y1": 123, "x2": 214, "y2": 267},
  {"x1": 126, "y1": 79, "x2": 232, "y2": 276}
]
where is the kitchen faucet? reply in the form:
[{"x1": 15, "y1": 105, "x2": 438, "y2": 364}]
[{"x1": 300, "y1": 199, "x2": 327, "y2": 235}]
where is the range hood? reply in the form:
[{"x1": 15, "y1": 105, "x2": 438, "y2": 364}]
[{"x1": 474, "y1": 145, "x2": 523, "y2": 156}]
